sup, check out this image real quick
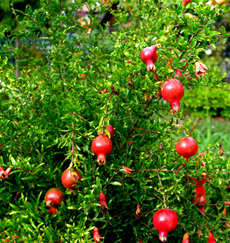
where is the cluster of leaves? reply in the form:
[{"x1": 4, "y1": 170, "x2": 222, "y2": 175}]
[
  {"x1": 183, "y1": 86, "x2": 230, "y2": 119},
  {"x1": 0, "y1": 0, "x2": 230, "y2": 242}
]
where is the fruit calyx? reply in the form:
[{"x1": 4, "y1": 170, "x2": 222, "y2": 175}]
[
  {"x1": 161, "y1": 78, "x2": 184, "y2": 112},
  {"x1": 140, "y1": 45, "x2": 158, "y2": 72},
  {"x1": 91, "y1": 135, "x2": 113, "y2": 165}
]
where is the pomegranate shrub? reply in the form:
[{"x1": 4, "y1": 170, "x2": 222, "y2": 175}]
[{"x1": 0, "y1": 0, "x2": 229, "y2": 242}]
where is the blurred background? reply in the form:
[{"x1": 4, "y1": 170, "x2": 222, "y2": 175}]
[{"x1": 0, "y1": 0, "x2": 229, "y2": 154}]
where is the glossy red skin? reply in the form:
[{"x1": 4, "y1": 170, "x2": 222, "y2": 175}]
[
  {"x1": 107, "y1": 125, "x2": 115, "y2": 138},
  {"x1": 140, "y1": 46, "x2": 158, "y2": 71},
  {"x1": 193, "y1": 195, "x2": 207, "y2": 206},
  {"x1": 99, "y1": 125, "x2": 115, "y2": 138},
  {"x1": 182, "y1": 0, "x2": 192, "y2": 6},
  {"x1": 176, "y1": 137, "x2": 198, "y2": 162},
  {"x1": 93, "y1": 227, "x2": 101, "y2": 242},
  {"x1": 49, "y1": 207, "x2": 57, "y2": 215},
  {"x1": 45, "y1": 188, "x2": 64, "y2": 207},
  {"x1": 91, "y1": 135, "x2": 113, "y2": 165},
  {"x1": 61, "y1": 168, "x2": 82, "y2": 189},
  {"x1": 161, "y1": 78, "x2": 184, "y2": 112},
  {"x1": 208, "y1": 232, "x2": 216, "y2": 243},
  {"x1": 153, "y1": 208, "x2": 178, "y2": 242}
]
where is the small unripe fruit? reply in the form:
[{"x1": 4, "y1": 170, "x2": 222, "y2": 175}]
[
  {"x1": 193, "y1": 195, "x2": 207, "y2": 206},
  {"x1": 45, "y1": 188, "x2": 64, "y2": 207}
]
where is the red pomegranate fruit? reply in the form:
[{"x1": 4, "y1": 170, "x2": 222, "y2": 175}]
[
  {"x1": 45, "y1": 188, "x2": 64, "y2": 207},
  {"x1": 153, "y1": 208, "x2": 178, "y2": 242},
  {"x1": 140, "y1": 45, "x2": 158, "y2": 71},
  {"x1": 91, "y1": 135, "x2": 113, "y2": 165},
  {"x1": 98, "y1": 125, "x2": 115, "y2": 138},
  {"x1": 176, "y1": 137, "x2": 198, "y2": 162},
  {"x1": 193, "y1": 195, "x2": 207, "y2": 206},
  {"x1": 61, "y1": 168, "x2": 82, "y2": 190},
  {"x1": 208, "y1": 232, "x2": 216, "y2": 243},
  {"x1": 161, "y1": 78, "x2": 184, "y2": 112}
]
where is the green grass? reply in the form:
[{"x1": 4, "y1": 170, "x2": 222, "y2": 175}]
[{"x1": 189, "y1": 117, "x2": 230, "y2": 155}]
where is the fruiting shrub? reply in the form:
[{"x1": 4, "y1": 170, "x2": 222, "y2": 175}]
[{"x1": 0, "y1": 0, "x2": 229, "y2": 242}]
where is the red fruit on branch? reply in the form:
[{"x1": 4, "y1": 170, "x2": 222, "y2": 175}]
[
  {"x1": 61, "y1": 168, "x2": 82, "y2": 190},
  {"x1": 182, "y1": 0, "x2": 192, "y2": 6},
  {"x1": 48, "y1": 207, "x2": 57, "y2": 215},
  {"x1": 161, "y1": 78, "x2": 184, "y2": 112},
  {"x1": 182, "y1": 233, "x2": 189, "y2": 243},
  {"x1": 93, "y1": 227, "x2": 102, "y2": 242},
  {"x1": 208, "y1": 232, "x2": 216, "y2": 243},
  {"x1": 99, "y1": 191, "x2": 108, "y2": 213},
  {"x1": 153, "y1": 208, "x2": 178, "y2": 242},
  {"x1": 99, "y1": 125, "x2": 115, "y2": 138},
  {"x1": 176, "y1": 137, "x2": 198, "y2": 162},
  {"x1": 140, "y1": 45, "x2": 158, "y2": 72},
  {"x1": 91, "y1": 135, "x2": 113, "y2": 165},
  {"x1": 224, "y1": 202, "x2": 230, "y2": 206},
  {"x1": 192, "y1": 195, "x2": 207, "y2": 206},
  {"x1": 45, "y1": 188, "x2": 64, "y2": 207}
]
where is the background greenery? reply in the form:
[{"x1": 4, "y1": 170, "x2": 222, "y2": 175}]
[{"x1": 0, "y1": 0, "x2": 230, "y2": 242}]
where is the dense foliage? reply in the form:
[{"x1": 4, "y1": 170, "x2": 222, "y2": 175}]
[
  {"x1": 183, "y1": 86, "x2": 230, "y2": 119},
  {"x1": 0, "y1": 0, "x2": 230, "y2": 242}
]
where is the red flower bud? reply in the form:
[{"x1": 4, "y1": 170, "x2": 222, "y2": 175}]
[
  {"x1": 122, "y1": 166, "x2": 133, "y2": 175},
  {"x1": 99, "y1": 191, "x2": 108, "y2": 213},
  {"x1": 0, "y1": 167, "x2": 11, "y2": 180},
  {"x1": 93, "y1": 227, "x2": 101, "y2": 243}
]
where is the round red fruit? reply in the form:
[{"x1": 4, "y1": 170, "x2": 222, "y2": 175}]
[
  {"x1": 91, "y1": 135, "x2": 113, "y2": 165},
  {"x1": 153, "y1": 208, "x2": 178, "y2": 242},
  {"x1": 45, "y1": 188, "x2": 64, "y2": 207},
  {"x1": 61, "y1": 168, "x2": 82, "y2": 190},
  {"x1": 176, "y1": 137, "x2": 198, "y2": 162},
  {"x1": 161, "y1": 78, "x2": 184, "y2": 112}
]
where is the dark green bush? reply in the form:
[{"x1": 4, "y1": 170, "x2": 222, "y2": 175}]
[
  {"x1": 0, "y1": 0, "x2": 230, "y2": 242},
  {"x1": 183, "y1": 86, "x2": 230, "y2": 119}
]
